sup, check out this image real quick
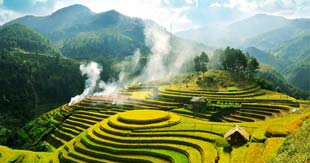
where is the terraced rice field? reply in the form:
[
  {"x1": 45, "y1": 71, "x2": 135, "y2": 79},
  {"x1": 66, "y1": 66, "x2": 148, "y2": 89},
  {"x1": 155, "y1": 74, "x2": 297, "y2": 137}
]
[{"x1": 32, "y1": 82, "x2": 308, "y2": 163}]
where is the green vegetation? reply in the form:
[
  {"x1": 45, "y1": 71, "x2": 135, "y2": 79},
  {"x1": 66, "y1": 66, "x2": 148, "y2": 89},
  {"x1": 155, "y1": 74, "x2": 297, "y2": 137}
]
[
  {"x1": 0, "y1": 24, "x2": 84, "y2": 148},
  {"x1": 0, "y1": 50, "x2": 83, "y2": 134},
  {"x1": 0, "y1": 24, "x2": 57, "y2": 55},
  {"x1": 269, "y1": 118, "x2": 310, "y2": 163},
  {"x1": 215, "y1": 47, "x2": 259, "y2": 80},
  {"x1": 257, "y1": 70, "x2": 308, "y2": 99}
]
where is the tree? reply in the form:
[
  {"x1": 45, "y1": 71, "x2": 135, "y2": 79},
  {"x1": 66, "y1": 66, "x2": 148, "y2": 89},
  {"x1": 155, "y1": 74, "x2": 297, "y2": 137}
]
[
  {"x1": 247, "y1": 55, "x2": 259, "y2": 79},
  {"x1": 194, "y1": 51, "x2": 209, "y2": 76}
]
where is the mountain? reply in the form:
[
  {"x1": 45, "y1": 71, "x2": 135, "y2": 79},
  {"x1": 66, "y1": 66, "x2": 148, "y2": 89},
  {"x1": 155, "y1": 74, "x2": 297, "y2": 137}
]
[
  {"x1": 176, "y1": 14, "x2": 290, "y2": 47},
  {"x1": 5, "y1": 4, "x2": 93, "y2": 36},
  {"x1": 4, "y1": 4, "x2": 208, "y2": 80},
  {"x1": 284, "y1": 57, "x2": 310, "y2": 94},
  {"x1": 0, "y1": 24, "x2": 56, "y2": 55},
  {"x1": 245, "y1": 47, "x2": 286, "y2": 69},
  {"x1": 243, "y1": 19, "x2": 310, "y2": 51},
  {"x1": 273, "y1": 32, "x2": 310, "y2": 61},
  {"x1": 228, "y1": 14, "x2": 290, "y2": 42}
]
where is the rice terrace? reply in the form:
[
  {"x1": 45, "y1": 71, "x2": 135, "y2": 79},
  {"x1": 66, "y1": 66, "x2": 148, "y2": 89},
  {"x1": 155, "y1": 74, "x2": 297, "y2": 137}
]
[
  {"x1": 0, "y1": 1, "x2": 310, "y2": 163},
  {"x1": 0, "y1": 70, "x2": 308, "y2": 163}
]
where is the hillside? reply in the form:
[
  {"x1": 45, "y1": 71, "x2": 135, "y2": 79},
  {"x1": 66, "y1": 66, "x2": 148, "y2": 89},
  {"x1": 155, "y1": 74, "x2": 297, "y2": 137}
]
[
  {"x1": 245, "y1": 47, "x2": 286, "y2": 70},
  {"x1": 4, "y1": 5, "x2": 206, "y2": 60},
  {"x1": 0, "y1": 70, "x2": 309, "y2": 163},
  {"x1": 0, "y1": 24, "x2": 56, "y2": 55},
  {"x1": 273, "y1": 32, "x2": 310, "y2": 61},
  {"x1": 284, "y1": 57, "x2": 310, "y2": 94},
  {"x1": 4, "y1": 4, "x2": 208, "y2": 81},
  {"x1": 0, "y1": 24, "x2": 84, "y2": 146},
  {"x1": 245, "y1": 37, "x2": 310, "y2": 94}
]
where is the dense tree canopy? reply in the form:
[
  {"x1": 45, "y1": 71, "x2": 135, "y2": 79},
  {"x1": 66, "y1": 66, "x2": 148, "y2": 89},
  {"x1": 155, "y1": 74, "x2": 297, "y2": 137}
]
[
  {"x1": 0, "y1": 50, "x2": 84, "y2": 136},
  {"x1": 219, "y1": 47, "x2": 259, "y2": 79}
]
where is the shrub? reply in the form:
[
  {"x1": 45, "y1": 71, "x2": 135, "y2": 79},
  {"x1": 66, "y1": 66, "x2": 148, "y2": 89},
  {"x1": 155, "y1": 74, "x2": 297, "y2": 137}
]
[
  {"x1": 265, "y1": 125, "x2": 290, "y2": 137},
  {"x1": 215, "y1": 138, "x2": 232, "y2": 152}
]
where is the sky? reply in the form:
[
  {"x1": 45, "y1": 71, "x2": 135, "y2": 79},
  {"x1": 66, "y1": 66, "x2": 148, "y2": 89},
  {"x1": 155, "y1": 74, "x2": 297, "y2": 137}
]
[{"x1": 0, "y1": 0, "x2": 309, "y2": 32}]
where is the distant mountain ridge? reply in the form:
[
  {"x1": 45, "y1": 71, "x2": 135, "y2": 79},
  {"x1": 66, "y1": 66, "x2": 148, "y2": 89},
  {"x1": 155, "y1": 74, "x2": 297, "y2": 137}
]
[
  {"x1": 4, "y1": 4, "x2": 148, "y2": 60},
  {"x1": 5, "y1": 4, "x2": 207, "y2": 62},
  {"x1": 176, "y1": 14, "x2": 310, "y2": 50}
]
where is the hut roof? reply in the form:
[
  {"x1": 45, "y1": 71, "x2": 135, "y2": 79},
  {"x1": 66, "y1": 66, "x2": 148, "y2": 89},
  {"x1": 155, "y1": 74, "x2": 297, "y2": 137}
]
[
  {"x1": 190, "y1": 96, "x2": 203, "y2": 102},
  {"x1": 224, "y1": 125, "x2": 250, "y2": 141}
]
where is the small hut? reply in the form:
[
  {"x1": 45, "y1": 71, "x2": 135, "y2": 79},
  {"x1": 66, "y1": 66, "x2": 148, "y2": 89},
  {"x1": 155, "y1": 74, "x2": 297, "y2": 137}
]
[
  {"x1": 188, "y1": 96, "x2": 207, "y2": 111},
  {"x1": 224, "y1": 125, "x2": 250, "y2": 145}
]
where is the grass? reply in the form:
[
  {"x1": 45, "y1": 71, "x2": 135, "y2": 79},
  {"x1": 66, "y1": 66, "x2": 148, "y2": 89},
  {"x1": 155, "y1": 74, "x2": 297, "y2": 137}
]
[{"x1": 269, "y1": 119, "x2": 310, "y2": 163}]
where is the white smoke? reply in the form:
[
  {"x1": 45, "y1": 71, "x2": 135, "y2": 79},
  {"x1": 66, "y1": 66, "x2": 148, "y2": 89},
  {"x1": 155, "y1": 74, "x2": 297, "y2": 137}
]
[
  {"x1": 118, "y1": 49, "x2": 142, "y2": 83},
  {"x1": 132, "y1": 23, "x2": 200, "y2": 82},
  {"x1": 141, "y1": 24, "x2": 172, "y2": 82},
  {"x1": 68, "y1": 62, "x2": 102, "y2": 106},
  {"x1": 68, "y1": 23, "x2": 205, "y2": 106}
]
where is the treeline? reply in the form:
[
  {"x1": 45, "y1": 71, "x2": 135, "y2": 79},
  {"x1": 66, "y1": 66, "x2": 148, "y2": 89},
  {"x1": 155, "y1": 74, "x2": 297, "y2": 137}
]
[
  {"x1": 193, "y1": 47, "x2": 308, "y2": 99},
  {"x1": 194, "y1": 47, "x2": 259, "y2": 80}
]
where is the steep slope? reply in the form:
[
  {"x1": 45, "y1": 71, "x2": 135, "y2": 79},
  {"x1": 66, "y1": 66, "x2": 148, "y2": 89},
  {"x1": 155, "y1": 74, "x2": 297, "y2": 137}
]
[
  {"x1": 257, "y1": 70, "x2": 308, "y2": 99},
  {"x1": 245, "y1": 47, "x2": 287, "y2": 69},
  {"x1": 273, "y1": 32, "x2": 310, "y2": 61},
  {"x1": 284, "y1": 57, "x2": 310, "y2": 94},
  {"x1": 0, "y1": 24, "x2": 84, "y2": 144},
  {"x1": 0, "y1": 24, "x2": 56, "y2": 55}
]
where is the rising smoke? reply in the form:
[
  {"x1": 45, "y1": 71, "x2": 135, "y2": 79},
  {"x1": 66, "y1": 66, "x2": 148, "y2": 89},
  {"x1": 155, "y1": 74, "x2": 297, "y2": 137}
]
[
  {"x1": 69, "y1": 23, "x2": 203, "y2": 106},
  {"x1": 68, "y1": 62, "x2": 102, "y2": 106}
]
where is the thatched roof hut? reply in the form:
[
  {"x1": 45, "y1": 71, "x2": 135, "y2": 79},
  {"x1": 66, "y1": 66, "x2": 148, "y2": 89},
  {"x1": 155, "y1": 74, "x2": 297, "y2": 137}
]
[{"x1": 224, "y1": 125, "x2": 250, "y2": 145}]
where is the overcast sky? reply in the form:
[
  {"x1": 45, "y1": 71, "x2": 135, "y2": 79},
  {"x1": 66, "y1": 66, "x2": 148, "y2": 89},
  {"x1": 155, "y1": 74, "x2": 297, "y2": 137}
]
[{"x1": 0, "y1": 0, "x2": 309, "y2": 32}]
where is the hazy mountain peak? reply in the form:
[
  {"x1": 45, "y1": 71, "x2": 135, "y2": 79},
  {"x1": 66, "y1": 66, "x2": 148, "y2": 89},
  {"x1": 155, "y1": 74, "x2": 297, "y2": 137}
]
[
  {"x1": 104, "y1": 9, "x2": 121, "y2": 15},
  {"x1": 251, "y1": 13, "x2": 286, "y2": 20},
  {"x1": 51, "y1": 4, "x2": 92, "y2": 17}
]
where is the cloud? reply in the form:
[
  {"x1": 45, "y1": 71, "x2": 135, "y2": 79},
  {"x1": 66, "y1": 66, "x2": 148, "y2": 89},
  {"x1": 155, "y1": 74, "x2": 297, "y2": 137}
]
[
  {"x1": 0, "y1": 0, "x2": 309, "y2": 30},
  {"x1": 0, "y1": 8, "x2": 20, "y2": 24},
  {"x1": 2, "y1": 0, "x2": 58, "y2": 14},
  {"x1": 209, "y1": 0, "x2": 310, "y2": 18}
]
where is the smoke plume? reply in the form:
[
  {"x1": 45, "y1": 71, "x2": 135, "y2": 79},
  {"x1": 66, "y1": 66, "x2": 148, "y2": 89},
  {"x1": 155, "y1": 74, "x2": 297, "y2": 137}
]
[
  {"x1": 69, "y1": 62, "x2": 102, "y2": 106},
  {"x1": 68, "y1": 23, "x2": 205, "y2": 105}
]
